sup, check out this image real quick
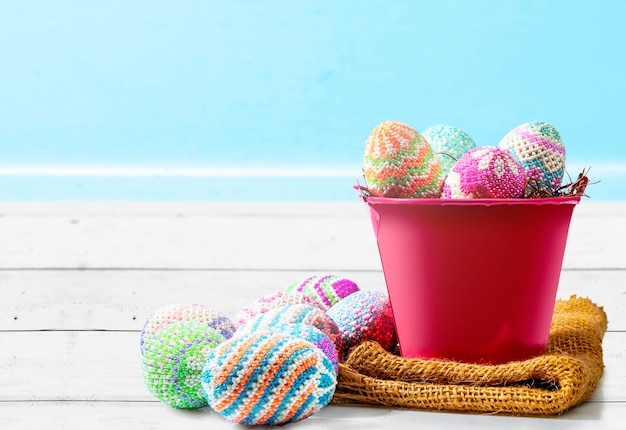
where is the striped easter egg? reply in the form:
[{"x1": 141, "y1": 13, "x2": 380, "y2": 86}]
[
  {"x1": 363, "y1": 120, "x2": 445, "y2": 198},
  {"x1": 286, "y1": 274, "x2": 359, "y2": 310},
  {"x1": 236, "y1": 304, "x2": 342, "y2": 356},
  {"x1": 140, "y1": 303, "x2": 235, "y2": 353},
  {"x1": 234, "y1": 291, "x2": 323, "y2": 328},
  {"x1": 498, "y1": 121, "x2": 566, "y2": 195},
  {"x1": 142, "y1": 321, "x2": 225, "y2": 409},
  {"x1": 267, "y1": 323, "x2": 339, "y2": 375},
  {"x1": 202, "y1": 332, "x2": 337, "y2": 425}
]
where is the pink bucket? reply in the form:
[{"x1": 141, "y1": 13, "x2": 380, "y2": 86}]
[{"x1": 364, "y1": 195, "x2": 580, "y2": 364}]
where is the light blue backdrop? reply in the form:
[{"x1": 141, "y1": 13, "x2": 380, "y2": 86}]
[{"x1": 1, "y1": 0, "x2": 624, "y2": 200}]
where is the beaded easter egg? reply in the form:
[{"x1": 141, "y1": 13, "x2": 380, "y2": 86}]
[
  {"x1": 236, "y1": 304, "x2": 342, "y2": 356},
  {"x1": 141, "y1": 321, "x2": 225, "y2": 409},
  {"x1": 422, "y1": 125, "x2": 477, "y2": 176},
  {"x1": 286, "y1": 275, "x2": 359, "y2": 310},
  {"x1": 267, "y1": 323, "x2": 339, "y2": 375},
  {"x1": 442, "y1": 146, "x2": 526, "y2": 199},
  {"x1": 140, "y1": 303, "x2": 235, "y2": 353},
  {"x1": 202, "y1": 332, "x2": 337, "y2": 425},
  {"x1": 363, "y1": 120, "x2": 445, "y2": 198},
  {"x1": 234, "y1": 291, "x2": 323, "y2": 328},
  {"x1": 326, "y1": 290, "x2": 397, "y2": 358},
  {"x1": 498, "y1": 121, "x2": 566, "y2": 195}
]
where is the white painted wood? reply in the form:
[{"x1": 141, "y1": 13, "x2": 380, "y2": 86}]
[
  {"x1": 0, "y1": 202, "x2": 624, "y2": 270},
  {"x1": 1, "y1": 269, "x2": 624, "y2": 331},
  {"x1": 0, "y1": 401, "x2": 625, "y2": 430},
  {"x1": 0, "y1": 202, "x2": 624, "y2": 428},
  {"x1": 0, "y1": 330, "x2": 623, "y2": 403}
]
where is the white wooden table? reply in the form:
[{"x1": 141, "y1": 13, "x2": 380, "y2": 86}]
[{"x1": 1, "y1": 201, "x2": 624, "y2": 429}]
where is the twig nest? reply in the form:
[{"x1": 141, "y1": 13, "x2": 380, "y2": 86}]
[
  {"x1": 442, "y1": 146, "x2": 526, "y2": 198},
  {"x1": 286, "y1": 274, "x2": 360, "y2": 310},
  {"x1": 234, "y1": 291, "x2": 323, "y2": 328},
  {"x1": 236, "y1": 304, "x2": 342, "y2": 357},
  {"x1": 266, "y1": 323, "x2": 340, "y2": 375},
  {"x1": 327, "y1": 290, "x2": 397, "y2": 358},
  {"x1": 363, "y1": 120, "x2": 445, "y2": 198},
  {"x1": 498, "y1": 121, "x2": 566, "y2": 195},
  {"x1": 422, "y1": 125, "x2": 477, "y2": 176},
  {"x1": 141, "y1": 321, "x2": 226, "y2": 409},
  {"x1": 202, "y1": 332, "x2": 337, "y2": 425},
  {"x1": 140, "y1": 303, "x2": 235, "y2": 353}
]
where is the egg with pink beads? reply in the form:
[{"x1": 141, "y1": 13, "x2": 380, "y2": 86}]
[{"x1": 442, "y1": 146, "x2": 526, "y2": 199}]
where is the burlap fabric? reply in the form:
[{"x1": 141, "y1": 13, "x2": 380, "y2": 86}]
[{"x1": 332, "y1": 296, "x2": 606, "y2": 415}]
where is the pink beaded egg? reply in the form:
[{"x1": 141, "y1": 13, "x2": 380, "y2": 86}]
[
  {"x1": 442, "y1": 146, "x2": 526, "y2": 199},
  {"x1": 234, "y1": 291, "x2": 323, "y2": 328}
]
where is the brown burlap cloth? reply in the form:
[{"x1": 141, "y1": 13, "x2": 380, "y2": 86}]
[{"x1": 332, "y1": 295, "x2": 607, "y2": 415}]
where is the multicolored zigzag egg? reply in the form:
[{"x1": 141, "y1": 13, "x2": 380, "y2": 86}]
[
  {"x1": 363, "y1": 120, "x2": 445, "y2": 198},
  {"x1": 202, "y1": 332, "x2": 337, "y2": 425},
  {"x1": 498, "y1": 121, "x2": 566, "y2": 195}
]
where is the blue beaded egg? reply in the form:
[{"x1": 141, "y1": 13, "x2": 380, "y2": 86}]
[
  {"x1": 236, "y1": 304, "x2": 342, "y2": 356},
  {"x1": 422, "y1": 125, "x2": 477, "y2": 177}
]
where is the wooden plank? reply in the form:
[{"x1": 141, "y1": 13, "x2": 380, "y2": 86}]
[
  {"x1": 0, "y1": 201, "x2": 623, "y2": 428},
  {"x1": 0, "y1": 331, "x2": 623, "y2": 403},
  {"x1": 1, "y1": 269, "x2": 624, "y2": 331},
  {"x1": 0, "y1": 202, "x2": 624, "y2": 270},
  {"x1": 0, "y1": 398, "x2": 625, "y2": 430}
]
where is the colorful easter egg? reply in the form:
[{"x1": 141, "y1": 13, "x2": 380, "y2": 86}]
[
  {"x1": 422, "y1": 125, "x2": 477, "y2": 176},
  {"x1": 498, "y1": 121, "x2": 566, "y2": 195},
  {"x1": 202, "y1": 332, "x2": 337, "y2": 425},
  {"x1": 141, "y1": 321, "x2": 225, "y2": 409},
  {"x1": 363, "y1": 120, "x2": 445, "y2": 198},
  {"x1": 442, "y1": 146, "x2": 526, "y2": 199},
  {"x1": 234, "y1": 291, "x2": 323, "y2": 328},
  {"x1": 286, "y1": 275, "x2": 359, "y2": 310},
  {"x1": 267, "y1": 323, "x2": 339, "y2": 375},
  {"x1": 140, "y1": 303, "x2": 235, "y2": 353},
  {"x1": 326, "y1": 290, "x2": 397, "y2": 358},
  {"x1": 236, "y1": 304, "x2": 342, "y2": 356}
]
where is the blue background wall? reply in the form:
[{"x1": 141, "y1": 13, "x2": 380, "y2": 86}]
[{"x1": 1, "y1": 1, "x2": 624, "y2": 200}]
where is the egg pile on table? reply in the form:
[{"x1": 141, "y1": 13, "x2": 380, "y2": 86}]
[
  {"x1": 363, "y1": 120, "x2": 569, "y2": 199},
  {"x1": 140, "y1": 275, "x2": 397, "y2": 426}
]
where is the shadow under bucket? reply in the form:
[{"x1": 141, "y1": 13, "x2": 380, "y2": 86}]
[{"x1": 364, "y1": 195, "x2": 580, "y2": 364}]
